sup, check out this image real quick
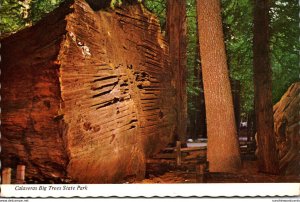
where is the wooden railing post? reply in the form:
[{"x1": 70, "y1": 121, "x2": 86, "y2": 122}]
[
  {"x1": 176, "y1": 141, "x2": 181, "y2": 166},
  {"x1": 16, "y1": 165, "x2": 26, "y2": 184},
  {"x1": 196, "y1": 163, "x2": 207, "y2": 183},
  {"x1": 2, "y1": 168, "x2": 12, "y2": 184}
]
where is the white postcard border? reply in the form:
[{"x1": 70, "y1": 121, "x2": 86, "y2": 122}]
[{"x1": 1, "y1": 183, "x2": 299, "y2": 198}]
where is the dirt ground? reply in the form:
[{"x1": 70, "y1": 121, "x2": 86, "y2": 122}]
[{"x1": 133, "y1": 159, "x2": 300, "y2": 184}]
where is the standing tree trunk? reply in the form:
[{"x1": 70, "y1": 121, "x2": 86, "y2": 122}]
[
  {"x1": 196, "y1": 0, "x2": 241, "y2": 172},
  {"x1": 253, "y1": 0, "x2": 279, "y2": 174},
  {"x1": 193, "y1": 19, "x2": 206, "y2": 140},
  {"x1": 189, "y1": 23, "x2": 201, "y2": 141},
  {"x1": 166, "y1": 0, "x2": 187, "y2": 142},
  {"x1": 193, "y1": 49, "x2": 201, "y2": 141}
]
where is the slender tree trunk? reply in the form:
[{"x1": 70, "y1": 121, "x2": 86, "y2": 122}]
[
  {"x1": 253, "y1": 0, "x2": 279, "y2": 174},
  {"x1": 193, "y1": 18, "x2": 206, "y2": 140},
  {"x1": 231, "y1": 79, "x2": 241, "y2": 133},
  {"x1": 192, "y1": 24, "x2": 200, "y2": 140},
  {"x1": 196, "y1": 0, "x2": 241, "y2": 172},
  {"x1": 195, "y1": 70, "x2": 207, "y2": 140},
  {"x1": 166, "y1": 0, "x2": 187, "y2": 142}
]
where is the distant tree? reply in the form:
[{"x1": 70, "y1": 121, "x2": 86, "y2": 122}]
[
  {"x1": 196, "y1": 0, "x2": 241, "y2": 172},
  {"x1": 166, "y1": 0, "x2": 187, "y2": 142},
  {"x1": 190, "y1": 10, "x2": 206, "y2": 140},
  {"x1": 253, "y1": 0, "x2": 279, "y2": 174}
]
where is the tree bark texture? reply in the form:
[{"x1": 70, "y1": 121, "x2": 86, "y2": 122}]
[
  {"x1": 166, "y1": 0, "x2": 188, "y2": 142},
  {"x1": 196, "y1": 0, "x2": 241, "y2": 172},
  {"x1": 1, "y1": 0, "x2": 175, "y2": 183},
  {"x1": 253, "y1": 0, "x2": 279, "y2": 174}
]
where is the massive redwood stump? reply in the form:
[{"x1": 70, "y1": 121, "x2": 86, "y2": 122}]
[
  {"x1": 273, "y1": 82, "x2": 300, "y2": 175},
  {"x1": 1, "y1": 0, "x2": 174, "y2": 183}
]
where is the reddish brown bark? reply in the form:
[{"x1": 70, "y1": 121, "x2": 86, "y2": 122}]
[
  {"x1": 273, "y1": 82, "x2": 300, "y2": 175},
  {"x1": 196, "y1": 0, "x2": 241, "y2": 172},
  {"x1": 1, "y1": 0, "x2": 174, "y2": 183},
  {"x1": 166, "y1": 0, "x2": 187, "y2": 142},
  {"x1": 253, "y1": 0, "x2": 279, "y2": 174}
]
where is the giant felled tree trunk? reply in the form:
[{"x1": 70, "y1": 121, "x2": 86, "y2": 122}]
[
  {"x1": 196, "y1": 0, "x2": 241, "y2": 172},
  {"x1": 166, "y1": 0, "x2": 187, "y2": 142},
  {"x1": 1, "y1": 0, "x2": 174, "y2": 183},
  {"x1": 253, "y1": 0, "x2": 279, "y2": 174}
]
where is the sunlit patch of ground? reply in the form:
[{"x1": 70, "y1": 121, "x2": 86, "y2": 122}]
[{"x1": 133, "y1": 159, "x2": 300, "y2": 184}]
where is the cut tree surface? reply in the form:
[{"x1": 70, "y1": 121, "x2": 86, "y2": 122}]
[
  {"x1": 1, "y1": 0, "x2": 175, "y2": 183},
  {"x1": 273, "y1": 82, "x2": 300, "y2": 175}
]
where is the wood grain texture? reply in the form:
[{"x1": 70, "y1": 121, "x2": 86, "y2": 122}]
[
  {"x1": 273, "y1": 82, "x2": 300, "y2": 175},
  {"x1": 0, "y1": 0, "x2": 73, "y2": 182},
  {"x1": 1, "y1": 0, "x2": 175, "y2": 183}
]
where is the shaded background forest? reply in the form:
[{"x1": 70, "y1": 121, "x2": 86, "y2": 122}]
[{"x1": 1, "y1": 0, "x2": 299, "y2": 134}]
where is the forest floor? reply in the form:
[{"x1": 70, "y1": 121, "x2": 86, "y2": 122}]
[{"x1": 132, "y1": 156, "x2": 300, "y2": 184}]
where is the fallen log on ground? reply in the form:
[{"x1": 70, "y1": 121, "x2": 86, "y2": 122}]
[{"x1": 1, "y1": 0, "x2": 175, "y2": 183}]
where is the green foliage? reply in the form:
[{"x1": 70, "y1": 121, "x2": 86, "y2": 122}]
[
  {"x1": 0, "y1": 0, "x2": 28, "y2": 36},
  {"x1": 110, "y1": 0, "x2": 122, "y2": 9},
  {"x1": 29, "y1": 0, "x2": 63, "y2": 23},
  {"x1": 221, "y1": 0, "x2": 254, "y2": 113},
  {"x1": 222, "y1": 0, "x2": 300, "y2": 114},
  {"x1": 0, "y1": 0, "x2": 147, "y2": 37},
  {"x1": 0, "y1": 0, "x2": 63, "y2": 37},
  {"x1": 270, "y1": 0, "x2": 300, "y2": 104},
  {"x1": 144, "y1": 0, "x2": 166, "y2": 29}
]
